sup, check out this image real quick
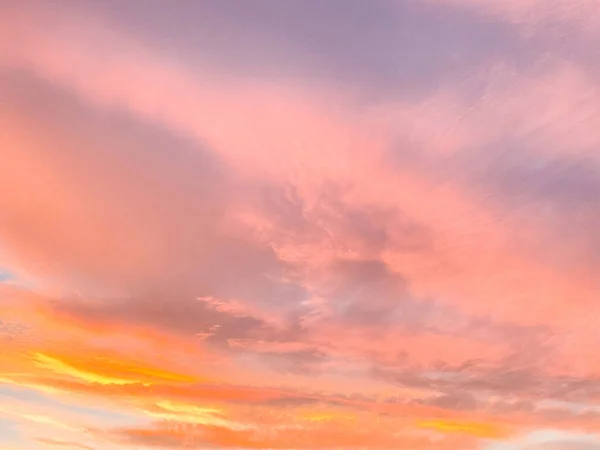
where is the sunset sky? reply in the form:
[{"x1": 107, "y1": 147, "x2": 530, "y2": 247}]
[{"x1": 2, "y1": 1, "x2": 600, "y2": 449}]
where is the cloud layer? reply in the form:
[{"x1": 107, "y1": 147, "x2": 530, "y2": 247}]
[{"x1": 2, "y1": 0, "x2": 600, "y2": 448}]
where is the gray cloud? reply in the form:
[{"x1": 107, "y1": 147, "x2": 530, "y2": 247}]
[{"x1": 375, "y1": 356, "x2": 600, "y2": 419}]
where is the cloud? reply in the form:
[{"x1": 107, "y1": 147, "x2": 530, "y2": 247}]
[
  {"x1": 55, "y1": 0, "x2": 531, "y2": 101},
  {"x1": 34, "y1": 438, "x2": 94, "y2": 450},
  {"x1": 485, "y1": 431, "x2": 600, "y2": 450},
  {"x1": 3, "y1": 1, "x2": 600, "y2": 448},
  {"x1": 432, "y1": 0, "x2": 600, "y2": 31},
  {"x1": 105, "y1": 420, "x2": 468, "y2": 449},
  {"x1": 0, "y1": 69, "x2": 311, "y2": 320}
]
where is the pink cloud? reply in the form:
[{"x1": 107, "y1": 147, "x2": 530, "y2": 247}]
[
  {"x1": 2, "y1": 1, "x2": 600, "y2": 448},
  {"x1": 428, "y1": 0, "x2": 600, "y2": 33}
]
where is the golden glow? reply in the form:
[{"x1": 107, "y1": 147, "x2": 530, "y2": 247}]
[
  {"x1": 87, "y1": 355, "x2": 199, "y2": 384},
  {"x1": 300, "y1": 411, "x2": 357, "y2": 423},
  {"x1": 0, "y1": 406, "x2": 76, "y2": 431},
  {"x1": 32, "y1": 352, "x2": 146, "y2": 386},
  {"x1": 143, "y1": 400, "x2": 241, "y2": 429},
  {"x1": 29, "y1": 352, "x2": 199, "y2": 387},
  {"x1": 155, "y1": 400, "x2": 222, "y2": 416},
  {"x1": 417, "y1": 419, "x2": 507, "y2": 438}
]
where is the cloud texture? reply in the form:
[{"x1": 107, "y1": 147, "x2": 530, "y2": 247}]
[{"x1": 1, "y1": 0, "x2": 600, "y2": 448}]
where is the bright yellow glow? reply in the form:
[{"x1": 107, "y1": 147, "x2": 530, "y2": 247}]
[
  {"x1": 91, "y1": 356, "x2": 199, "y2": 383},
  {"x1": 20, "y1": 413, "x2": 74, "y2": 429},
  {"x1": 32, "y1": 352, "x2": 143, "y2": 386},
  {"x1": 143, "y1": 400, "x2": 241, "y2": 429},
  {"x1": 417, "y1": 419, "x2": 506, "y2": 438},
  {"x1": 0, "y1": 375, "x2": 65, "y2": 394},
  {"x1": 0, "y1": 406, "x2": 77, "y2": 431},
  {"x1": 301, "y1": 412, "x2": 356, "y2": 423},
  {"x1": 156, "y1": 400, "x2": 222, "y2": 416}
]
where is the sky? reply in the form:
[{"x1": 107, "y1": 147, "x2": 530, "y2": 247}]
[{"x1": 2, "y1": 0, "x2": 600, "y2": 449}]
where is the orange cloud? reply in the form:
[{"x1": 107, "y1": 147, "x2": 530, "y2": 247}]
[
  {"x1": 29, "y1": 352, "x2": 198, "y2": 386},
  {"x1": 106, "y1": 421, "x2": 473, "y2": 449},
  {"x1": 417, "y1": 419, "x2": 509, "y2": 439}
]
